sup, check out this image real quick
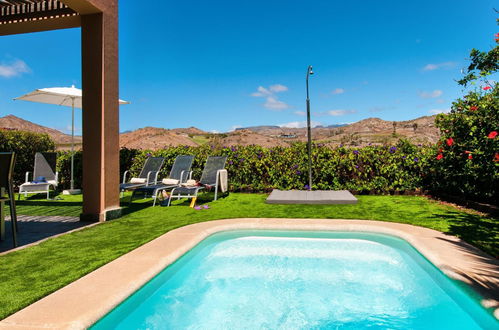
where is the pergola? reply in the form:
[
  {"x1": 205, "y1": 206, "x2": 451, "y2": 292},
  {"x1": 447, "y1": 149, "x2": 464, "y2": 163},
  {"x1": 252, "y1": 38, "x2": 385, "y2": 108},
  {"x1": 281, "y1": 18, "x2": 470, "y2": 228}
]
[{"x1": 0, "y1": 0, "x2": 121, "y2": 221}]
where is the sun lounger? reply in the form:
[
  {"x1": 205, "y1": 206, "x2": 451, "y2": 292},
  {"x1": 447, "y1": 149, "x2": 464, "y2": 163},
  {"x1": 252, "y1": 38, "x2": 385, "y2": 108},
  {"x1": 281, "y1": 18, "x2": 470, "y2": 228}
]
[
  {"x1": 19, "y1": 152, "x2": 58, "y2": 200},
  {"x1": 166, "y1": 156, "x2": 228, "y2": 207},
  {"x1": 130, "y1": 155, "x2": 195, "y2": 206},
  {"x1": 120, "y1": 157, "x2": 165, "y2": 195}
]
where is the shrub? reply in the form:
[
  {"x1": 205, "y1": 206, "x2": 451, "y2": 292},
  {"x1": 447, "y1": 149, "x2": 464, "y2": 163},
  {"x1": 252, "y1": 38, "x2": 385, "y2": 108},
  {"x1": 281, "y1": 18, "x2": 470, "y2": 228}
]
[
  {"x1": 122, "y1": 142, "x2": 432, "y2": 193},
  {"x1": 56, "y1": 151, "x2": 83, "y2": 189},
  {"x1": 426, "y1": 25, "x2": 499, "y2": 203},
  {"x1": 0, "y1": 130, "x2": 55, "y2": 185},
  {"x1": 427, "y1": 85, "x2": 498, "y2": 202},
  {"x1": 56, "y1": 148, "x2": 142, "y2": 189}
]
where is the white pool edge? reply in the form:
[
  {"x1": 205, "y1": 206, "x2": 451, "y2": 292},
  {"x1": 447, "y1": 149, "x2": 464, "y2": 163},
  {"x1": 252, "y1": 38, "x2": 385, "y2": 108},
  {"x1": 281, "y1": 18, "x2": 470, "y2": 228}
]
[{"x1": 1, "y1": 218, "x2": 498, "y2": 329}]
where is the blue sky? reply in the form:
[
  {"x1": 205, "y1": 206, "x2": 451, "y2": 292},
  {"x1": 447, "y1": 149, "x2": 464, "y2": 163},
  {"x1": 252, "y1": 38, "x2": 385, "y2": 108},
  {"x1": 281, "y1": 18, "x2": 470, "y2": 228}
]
[{"x1": 0, "y1": 0, "x2": 497, "y2": 133}]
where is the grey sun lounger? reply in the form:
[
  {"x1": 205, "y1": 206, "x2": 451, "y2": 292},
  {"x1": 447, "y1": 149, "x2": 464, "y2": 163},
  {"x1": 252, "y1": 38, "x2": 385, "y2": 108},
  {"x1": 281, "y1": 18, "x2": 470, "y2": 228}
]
[
  {"x1": 130, "y1": 155, "x2": 195, "y2": 206},
  {"x1": 120, "y1": 157, "x2": 165, "y2": 195},
  {"x1": 166, "y1": 156, "x2": 227, "y2": 207},
  {"x1": 19, "y1": 152, "x2": 58, "y2": 200}
]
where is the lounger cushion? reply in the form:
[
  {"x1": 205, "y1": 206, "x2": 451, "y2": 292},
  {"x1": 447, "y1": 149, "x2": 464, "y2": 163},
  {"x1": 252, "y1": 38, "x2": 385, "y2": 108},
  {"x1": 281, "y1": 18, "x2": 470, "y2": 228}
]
[
  {"x1": 162, "y1": 178, "x2": 179, "y2": 185},
  {"x1": 181, "y1": 179, "x2": 198, "y2": 187},
  {"x1": 19, "y1": 182, "x2": 51, "y2": 192},
  {"x1": 130, "y1": 178, "x2": 147, "y2": 184}
]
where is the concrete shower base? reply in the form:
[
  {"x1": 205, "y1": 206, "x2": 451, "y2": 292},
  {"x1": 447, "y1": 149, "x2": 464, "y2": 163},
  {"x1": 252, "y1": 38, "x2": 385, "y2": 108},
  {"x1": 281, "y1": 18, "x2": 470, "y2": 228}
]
[{"x1": 266, "y1": 189, "x2": 358, "y2": 204}]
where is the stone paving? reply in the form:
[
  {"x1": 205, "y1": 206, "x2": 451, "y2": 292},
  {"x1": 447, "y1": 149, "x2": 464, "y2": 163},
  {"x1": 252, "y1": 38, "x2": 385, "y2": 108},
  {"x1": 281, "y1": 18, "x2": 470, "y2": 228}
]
[{"x1": 0, "y1": 215, "x2": 93, "y2": 253}]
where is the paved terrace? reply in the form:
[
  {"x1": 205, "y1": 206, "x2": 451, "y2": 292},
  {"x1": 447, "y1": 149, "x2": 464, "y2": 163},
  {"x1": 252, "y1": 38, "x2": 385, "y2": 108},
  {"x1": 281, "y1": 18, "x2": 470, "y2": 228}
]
[{"x1": 0, "y1": 215, "x2": 93, "y2": 254}]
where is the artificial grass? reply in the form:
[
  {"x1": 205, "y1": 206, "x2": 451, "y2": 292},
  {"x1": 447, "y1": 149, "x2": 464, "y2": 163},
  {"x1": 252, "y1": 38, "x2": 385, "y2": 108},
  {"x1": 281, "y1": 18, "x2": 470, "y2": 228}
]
[{"x1": 0, "y1": 193, "x2": 497, "y2": 320}]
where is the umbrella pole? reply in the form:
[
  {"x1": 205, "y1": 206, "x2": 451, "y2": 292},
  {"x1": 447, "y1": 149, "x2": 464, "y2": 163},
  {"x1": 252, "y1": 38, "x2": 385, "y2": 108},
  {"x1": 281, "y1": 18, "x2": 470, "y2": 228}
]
[{"x1": 70, "y1": 98, "x2": 75, "y2": 191}]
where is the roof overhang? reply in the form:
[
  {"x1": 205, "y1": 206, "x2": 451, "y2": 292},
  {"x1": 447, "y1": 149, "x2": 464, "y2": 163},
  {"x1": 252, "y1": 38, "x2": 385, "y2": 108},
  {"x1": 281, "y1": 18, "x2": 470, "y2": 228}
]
[{"x1": 0, "y1": 0, "x2": 106, "y2": 36}]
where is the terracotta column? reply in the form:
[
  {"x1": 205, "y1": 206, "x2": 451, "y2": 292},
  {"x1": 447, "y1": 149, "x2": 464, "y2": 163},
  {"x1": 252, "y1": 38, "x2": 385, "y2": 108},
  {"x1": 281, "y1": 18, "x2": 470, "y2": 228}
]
[{"x1": 80, "y1": 6, "x2": 121, "y2": 221}]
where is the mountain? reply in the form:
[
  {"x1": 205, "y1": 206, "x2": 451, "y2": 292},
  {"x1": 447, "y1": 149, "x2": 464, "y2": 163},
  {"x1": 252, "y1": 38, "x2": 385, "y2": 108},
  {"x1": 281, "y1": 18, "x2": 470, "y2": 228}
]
[
  {"x1": 170, "y1": 127, "x2": 206, "y2": 135},
  {"x1": 0, "y1": 114, "x2": 81, "y2": 146},
  {"x1": 235, "y1": 115, "x2": 440, "y2": 146},
  {"x1": 218, "y1": 129, "x2": 289, "y2": 148},
  {"x1": 120, "y1": 127, "x2": 199, "y2": 149},
  {"x1": 0, "y1": 114, "x2": 441, "y2": 150},
  {"x1": 235, "y1": 125, "x2": 280, "y2": 132}
]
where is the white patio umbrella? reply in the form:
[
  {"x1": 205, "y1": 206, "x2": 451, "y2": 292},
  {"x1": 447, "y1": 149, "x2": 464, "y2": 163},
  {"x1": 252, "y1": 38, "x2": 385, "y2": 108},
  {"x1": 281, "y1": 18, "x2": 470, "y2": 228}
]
[{"x1": 14, "y1": 85, "x2": 130, "y2": 194}]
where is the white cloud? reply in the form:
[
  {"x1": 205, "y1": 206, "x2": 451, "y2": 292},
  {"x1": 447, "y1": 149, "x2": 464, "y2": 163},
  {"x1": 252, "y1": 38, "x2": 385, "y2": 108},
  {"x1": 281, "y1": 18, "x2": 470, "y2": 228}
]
[
  {"x1": 435, "y1": 99, "x2": 446, "y2": 104},
  {"x1": 251, "y1": 84, "x2": 288, "y2": 97},
  {"x1": 325, "y1": 109, "x2": 357, "y2": 116},
  {"x1": 331, "y1": 88, "x2": 345, "y2": 95},
  {"x1": 0, "y1": 59, "x2": 30, "y2": 78},
  {"x1": 279, "y1": 120, "x2": 322, "y2": 128},
  {"x1": 419, "y1": 90, "x2": 443, "y2": 99},
  {"x1": 294, "y1": 111, "x2": 306, "y2": 116},
  {"x1": 251, "y1": 86, "x2": 272, "y2": 97},
  {"x1": 251, "y1": 84, "x2": 290, "y2": 110},
  {"x1": 230, "y1": 125, "x2": 242, "y2": 132},
  {"x1": 210, "y1": 130, "x2": 220, "y2": 133},
  {"x1": 264, "y1": 96, "x2": 289, "y2": 110},
  {"x1": 428, "y1": 108, "x2": 450, "y2": 114},
  {"x1": 422, "y1": 62, "x2": 455, "y2": 71},
  {"x1": 269, "y1": 84, "x2": 288, "y2": 93}
]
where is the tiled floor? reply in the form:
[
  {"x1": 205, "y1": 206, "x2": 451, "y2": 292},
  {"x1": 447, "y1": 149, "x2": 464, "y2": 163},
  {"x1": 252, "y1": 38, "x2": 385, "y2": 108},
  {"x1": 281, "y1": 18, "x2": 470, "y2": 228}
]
[{"x1": 0, "y1": 215, "x2": 91, "y2": 253}]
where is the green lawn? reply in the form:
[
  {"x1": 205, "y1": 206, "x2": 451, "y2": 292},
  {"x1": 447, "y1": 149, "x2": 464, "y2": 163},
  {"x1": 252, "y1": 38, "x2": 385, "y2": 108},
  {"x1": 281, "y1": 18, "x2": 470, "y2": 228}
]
[{"x1": 0, "y1": 193, "x2": 497, "y2": 319}]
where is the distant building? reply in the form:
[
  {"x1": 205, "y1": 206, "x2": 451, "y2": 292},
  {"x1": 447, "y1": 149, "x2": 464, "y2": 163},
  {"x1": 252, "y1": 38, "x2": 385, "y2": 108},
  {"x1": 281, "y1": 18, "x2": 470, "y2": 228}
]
[{"x1": 279, "y1": 134, "x2": 297, "y2": 139}]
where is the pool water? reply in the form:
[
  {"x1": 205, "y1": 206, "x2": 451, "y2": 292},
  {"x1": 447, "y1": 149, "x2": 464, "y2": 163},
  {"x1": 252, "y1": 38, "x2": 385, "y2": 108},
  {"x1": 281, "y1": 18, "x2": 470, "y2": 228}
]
[{"x1": 92, "y1": 231, "x2": 498, "y2": 329}]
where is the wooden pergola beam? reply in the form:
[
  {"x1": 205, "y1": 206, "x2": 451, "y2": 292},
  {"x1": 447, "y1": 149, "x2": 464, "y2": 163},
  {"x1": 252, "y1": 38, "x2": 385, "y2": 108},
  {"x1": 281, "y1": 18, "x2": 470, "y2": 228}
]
[
  {"x1": 0, "y1": 0, "x2": 79, "y2": 35},
  {"x1": 0, "y1": 15, "x2": 79, "y2": 35}
]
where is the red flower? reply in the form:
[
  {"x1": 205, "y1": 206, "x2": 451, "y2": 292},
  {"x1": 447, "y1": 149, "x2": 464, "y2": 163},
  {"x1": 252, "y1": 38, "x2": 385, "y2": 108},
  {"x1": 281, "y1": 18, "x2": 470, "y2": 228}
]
[
  {"x1": 446, "y1": 137, "x2": 454, "y2": 146},
  {"x1": 483, "y1": 86, "x2": 491, "y2": 91},
  {"x1": 496, "y1": 33, "x2": 499, "y2": 42},
  {"x1": 464, "y1": 150, "x2": 471, "y2": 154},
  {"x1": 468, "y1": 154, "x2": 473, "y2": 160},
  {"x1": 495, "y1": 153, "x2": 499, "y2": 162},
  {"x1": 438, "y1": 148, "x2": 443, "y2": 153},
  {"x1": 470, "y1": 106, "x2": 478, "y2": 111},
  {"x1": 436, "y1": 153, "x2": 443, "y2": 160},
  {"x1": 487, "y1": 131, "x2": 497, "y2": 139}
]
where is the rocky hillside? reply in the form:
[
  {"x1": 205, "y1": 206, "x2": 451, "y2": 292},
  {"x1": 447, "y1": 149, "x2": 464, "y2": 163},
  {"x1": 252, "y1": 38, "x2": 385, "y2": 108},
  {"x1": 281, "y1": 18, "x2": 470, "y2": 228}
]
[
  {"x1": 238, "y1": 115, "x2": 440, "y2": 146},
  {"x1": 0, "y1": 114, "x2": 441, "y2": 150},
  {"x1": 120, "y1": 127, "x2": 199, "y2": 149},
  {"x1": 0, "y1": 114, "x2": 81, "y2": 146},
  {"x1": 217, "y1": 130, "x2": 288, "y2": 148}
]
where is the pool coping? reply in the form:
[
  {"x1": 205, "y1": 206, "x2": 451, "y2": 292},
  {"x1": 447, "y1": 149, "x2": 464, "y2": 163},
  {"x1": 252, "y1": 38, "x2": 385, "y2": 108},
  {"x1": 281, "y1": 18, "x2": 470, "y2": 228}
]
[{"x1": 1, "y1": 218, "x2": 498, "y2": 329}]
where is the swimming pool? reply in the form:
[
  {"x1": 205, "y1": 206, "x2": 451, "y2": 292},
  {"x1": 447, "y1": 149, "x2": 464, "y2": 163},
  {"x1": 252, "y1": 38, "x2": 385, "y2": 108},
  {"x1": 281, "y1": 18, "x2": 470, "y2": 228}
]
[{"x1": 92, "y1": 230, "x2": 497, "y2": 329}]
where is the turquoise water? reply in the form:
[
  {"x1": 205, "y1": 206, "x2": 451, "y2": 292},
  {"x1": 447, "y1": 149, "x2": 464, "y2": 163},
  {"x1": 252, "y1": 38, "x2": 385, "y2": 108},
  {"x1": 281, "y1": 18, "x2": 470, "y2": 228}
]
[{"x1": 92, "y1": 231, "x2": 498, "y2": 329}]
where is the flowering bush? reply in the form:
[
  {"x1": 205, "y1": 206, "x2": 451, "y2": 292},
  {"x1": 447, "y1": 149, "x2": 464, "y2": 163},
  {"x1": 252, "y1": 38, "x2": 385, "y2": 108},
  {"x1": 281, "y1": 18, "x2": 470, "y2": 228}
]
[
  {"x1": 427, "y1": 25, "x2": 499, "y2": 203},
  {"x1": 428, "y1": 85, "x2": 498, "y2": 202}
]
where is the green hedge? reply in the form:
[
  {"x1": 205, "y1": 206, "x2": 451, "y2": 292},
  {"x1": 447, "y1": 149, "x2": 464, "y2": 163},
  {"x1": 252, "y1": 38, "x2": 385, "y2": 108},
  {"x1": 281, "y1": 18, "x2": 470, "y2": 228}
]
[
  {"x1": 0, "y1": 130, "x2": 56, "y2": 185},
  {"x1": 56, "y1": 148, "x2": 141, "y2": 190},
  {"x1": 107, "y1": 140, "x2": 432, "y2": 193},
  {"x1": 4, "y1": 130, "x2": 495, "y2": 201}
]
